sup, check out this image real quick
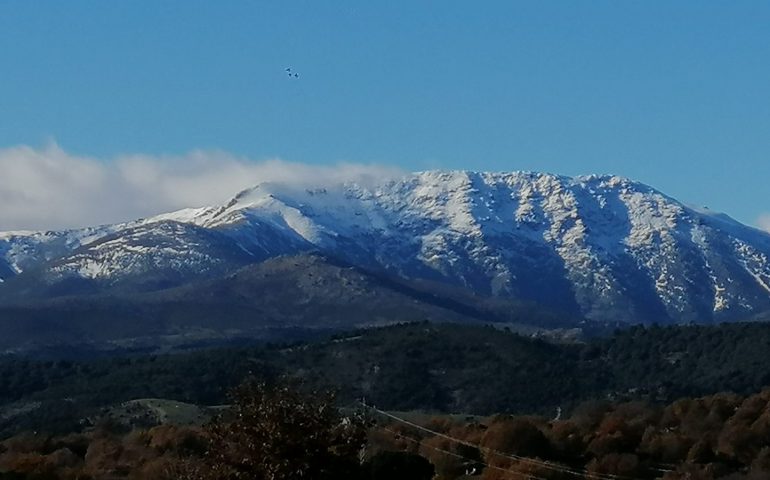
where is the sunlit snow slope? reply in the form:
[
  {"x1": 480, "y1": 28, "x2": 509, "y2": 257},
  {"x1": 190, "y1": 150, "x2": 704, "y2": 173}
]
[{"x1": 2, "y1": 171, "x2": 769, "y2": 324}]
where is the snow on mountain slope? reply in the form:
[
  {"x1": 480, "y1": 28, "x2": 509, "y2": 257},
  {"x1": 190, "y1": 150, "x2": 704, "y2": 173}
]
[
  {"x1": 2, "y1": 170, "x2": 770, "y2": 324},
  {"x1": 0, "y1": 226, "x2": 121, "y2": 279}
]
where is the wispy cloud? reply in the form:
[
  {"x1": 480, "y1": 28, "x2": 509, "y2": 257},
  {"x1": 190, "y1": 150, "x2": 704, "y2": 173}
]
[
  {"x1": 0, "y1": 143, "x2": 404, "y2": 231},
  {"x1": 758, "y1": 214, "x2": 770, "y2": 233}
]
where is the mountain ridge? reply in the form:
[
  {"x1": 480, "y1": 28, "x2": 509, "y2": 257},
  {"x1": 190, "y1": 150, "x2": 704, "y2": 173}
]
[
  {"x1": 0, "y1": 252, "x2": 580, "y2": 353},
  {"x1": 2, "y1": 170, "x2": 770, "y2": 325}
]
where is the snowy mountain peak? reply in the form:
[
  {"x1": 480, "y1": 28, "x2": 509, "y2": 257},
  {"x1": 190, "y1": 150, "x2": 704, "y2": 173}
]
[{"x1": 1, "y1": 170, "x2": 769, "y2": 325}]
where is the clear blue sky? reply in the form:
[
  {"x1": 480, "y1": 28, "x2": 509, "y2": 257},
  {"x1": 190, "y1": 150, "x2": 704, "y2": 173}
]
[{"x1": 1, "y1": 1, "x2": 768, "y2": 225}]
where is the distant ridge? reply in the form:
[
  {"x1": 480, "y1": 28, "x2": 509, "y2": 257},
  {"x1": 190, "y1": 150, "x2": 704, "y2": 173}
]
[{"x1": 2, "y1": 170, "x2": 770, "y2": 327}]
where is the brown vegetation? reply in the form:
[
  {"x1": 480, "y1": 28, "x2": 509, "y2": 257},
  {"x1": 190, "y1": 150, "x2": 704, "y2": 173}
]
[{"x1": 3, "y1": 387, "x2": 770, "y2": 479}]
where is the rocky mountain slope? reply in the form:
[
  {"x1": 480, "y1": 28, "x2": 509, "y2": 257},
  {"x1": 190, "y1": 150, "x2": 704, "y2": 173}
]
[
  {"x1": 0, "y1": 254, "x2": 574, "y2": 352},
  {"x1": 2, "y1": 171, "x2": 770, "y2": 325}
]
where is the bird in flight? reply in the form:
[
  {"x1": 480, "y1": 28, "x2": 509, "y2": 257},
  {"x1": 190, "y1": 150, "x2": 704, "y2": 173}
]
[{"x1": 286, "y1": 67, "x2": 299, "y2": 78}]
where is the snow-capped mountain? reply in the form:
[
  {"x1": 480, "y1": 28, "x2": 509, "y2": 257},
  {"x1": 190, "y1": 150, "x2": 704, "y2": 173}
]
[{"x1": 2, "y1": 171, "x2": 770, "y2": 324}]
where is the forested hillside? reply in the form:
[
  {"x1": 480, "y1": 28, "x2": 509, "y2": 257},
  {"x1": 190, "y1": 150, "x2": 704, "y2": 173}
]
[{"x1": 2, "y1": 321, "x2": 770, "y2": 438}]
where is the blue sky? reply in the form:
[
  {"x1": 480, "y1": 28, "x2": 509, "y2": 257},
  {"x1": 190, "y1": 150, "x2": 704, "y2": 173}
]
[{"x1": 1, "y1": 1, "x2": 769, "y2": 228}]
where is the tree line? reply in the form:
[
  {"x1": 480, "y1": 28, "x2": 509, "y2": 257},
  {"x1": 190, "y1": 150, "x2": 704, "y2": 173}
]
[{"x1": 3, "y1": 321, "x2": 770, "y2": 437}]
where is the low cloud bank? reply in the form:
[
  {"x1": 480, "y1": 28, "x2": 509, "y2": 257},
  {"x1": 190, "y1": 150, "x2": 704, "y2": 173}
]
[
  {"x1": 758, "y1": 214, "x2": 770, "y2": 233},
  {"x1": 0, "y1": 144, "x2": 404, "y2": 231},
  {"x1": 3, "y1": 143, "x2": 767, "y2": 234}
]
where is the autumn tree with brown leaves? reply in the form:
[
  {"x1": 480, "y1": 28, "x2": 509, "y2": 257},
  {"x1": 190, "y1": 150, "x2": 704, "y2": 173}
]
[{"x1": 178, "y1": 378, "x2": 368, "y2": 480}]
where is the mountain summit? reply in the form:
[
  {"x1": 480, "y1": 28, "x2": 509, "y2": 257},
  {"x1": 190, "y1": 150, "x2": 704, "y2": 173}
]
[{"x1": 2, "y1": 171, "x2": 769, "y2": 325}]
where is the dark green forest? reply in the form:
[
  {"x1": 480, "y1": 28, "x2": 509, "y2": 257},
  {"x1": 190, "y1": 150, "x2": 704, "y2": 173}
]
[{"x1": 3, "y1": 321, "x2": 770, "y2": 438}]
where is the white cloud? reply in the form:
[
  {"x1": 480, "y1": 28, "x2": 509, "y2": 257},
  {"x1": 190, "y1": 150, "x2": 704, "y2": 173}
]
[
  {"x1": 0, "y1": 143, "x2": 404, "y2": 231},
  {"x1": 758, "y1": 214, "x2": 770, "y2": 233}
]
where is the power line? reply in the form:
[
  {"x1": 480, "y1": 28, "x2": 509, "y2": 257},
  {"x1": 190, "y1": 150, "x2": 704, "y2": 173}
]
[
  {"x1": 380, "y1": 425, "x2": 550, "y2": 480},
  {"x1": 364, "y1": 403, "x2": 649, "y2": 480},
  {"x1": 367, "y1": 405, "x2": 617, "y2": 480}
]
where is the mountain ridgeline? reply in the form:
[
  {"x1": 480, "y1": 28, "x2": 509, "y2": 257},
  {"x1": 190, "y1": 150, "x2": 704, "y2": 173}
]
[
  {"x1": 0, "y1": 254, "x2": 578, "y2": 352},
  {"x1": 1, "y1": 171, "x2": 770, "y2": 347}
]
